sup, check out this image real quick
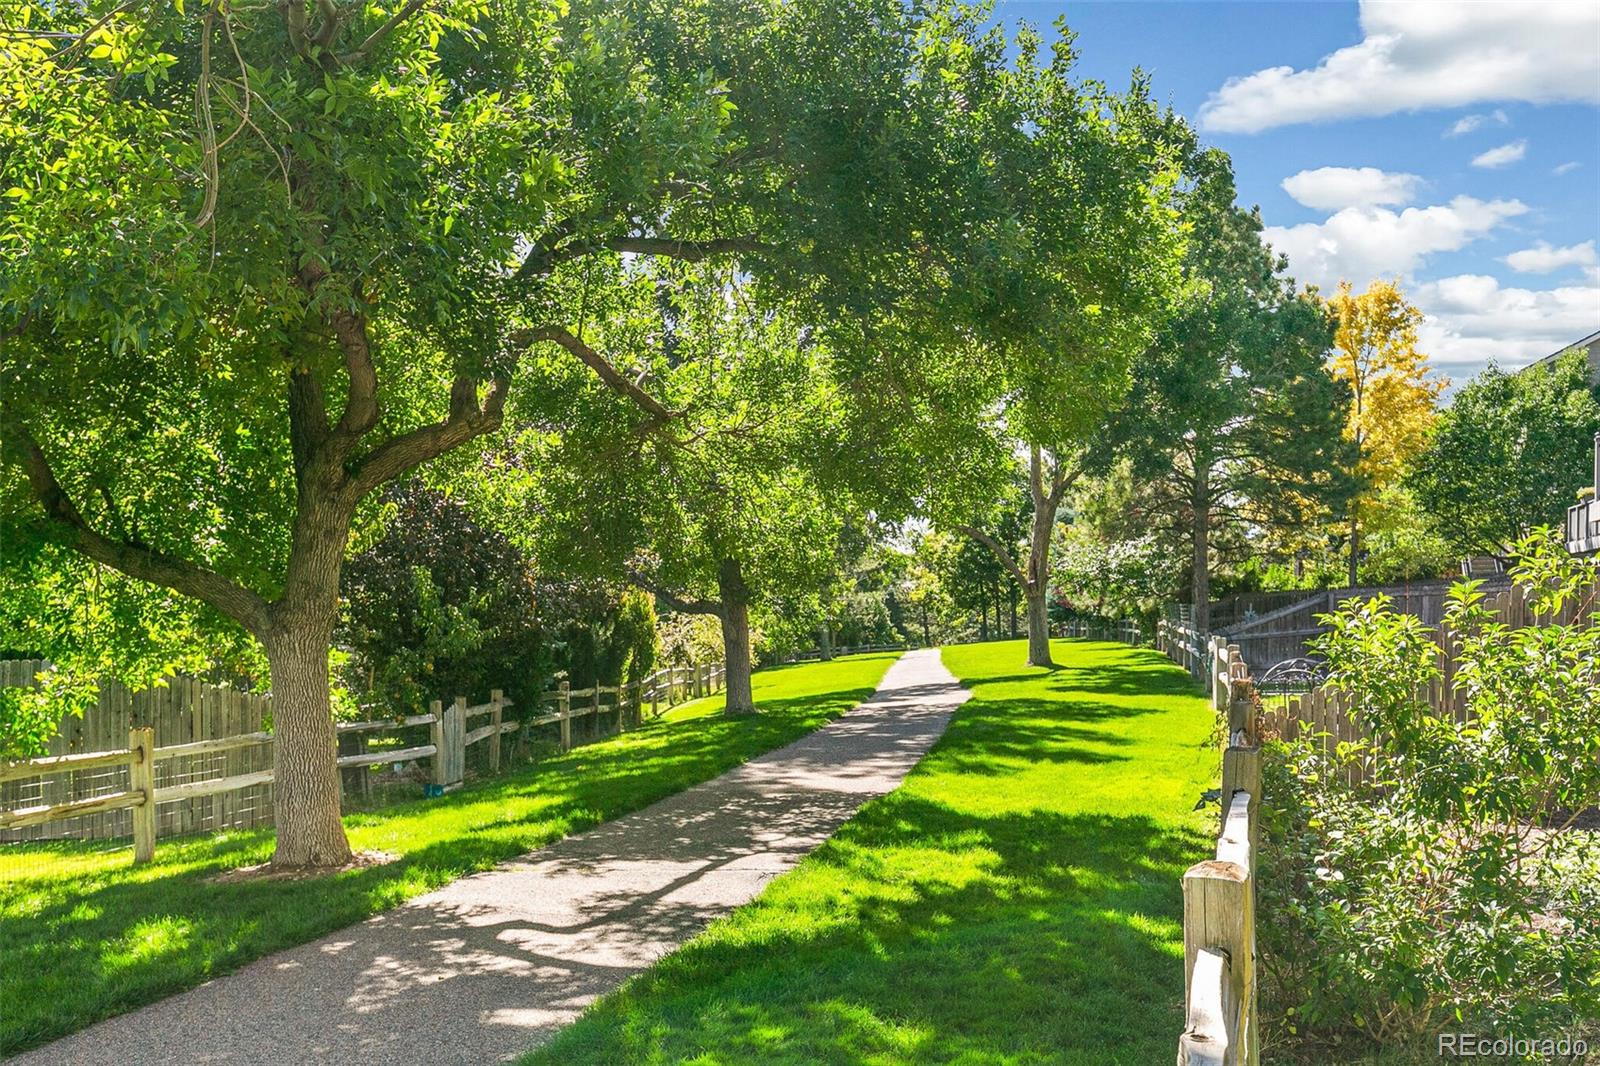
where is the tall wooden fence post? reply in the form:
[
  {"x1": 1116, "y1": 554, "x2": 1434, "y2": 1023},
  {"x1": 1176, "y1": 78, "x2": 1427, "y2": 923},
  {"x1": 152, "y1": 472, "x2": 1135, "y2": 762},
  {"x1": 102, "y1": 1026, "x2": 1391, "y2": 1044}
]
[
  {"x1": 428, "y1": 700, "x2": 446, "y2": 788},
  {"x1": 129, "y1": 726, "x2": 156, "y2": 864},
  {"x1": 488, "y1": 688, "x2": 503, "y2": 773},
  {"x1": 558, "y1": 681, "x2": 572, "y2": 752}
]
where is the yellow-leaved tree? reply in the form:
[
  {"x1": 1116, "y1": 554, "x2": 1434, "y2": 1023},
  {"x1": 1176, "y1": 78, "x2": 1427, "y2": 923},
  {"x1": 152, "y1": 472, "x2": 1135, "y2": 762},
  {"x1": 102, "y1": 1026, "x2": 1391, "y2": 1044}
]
[{"x1": 1327, "y1": 280, "x2": 1445, "y2": 586}]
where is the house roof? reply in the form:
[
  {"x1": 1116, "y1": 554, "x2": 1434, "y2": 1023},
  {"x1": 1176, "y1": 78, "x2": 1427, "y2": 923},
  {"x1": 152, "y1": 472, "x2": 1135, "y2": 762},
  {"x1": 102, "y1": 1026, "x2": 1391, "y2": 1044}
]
[{"x1": 1520, "y1": 328, "x2": 1600, "y2": 382}]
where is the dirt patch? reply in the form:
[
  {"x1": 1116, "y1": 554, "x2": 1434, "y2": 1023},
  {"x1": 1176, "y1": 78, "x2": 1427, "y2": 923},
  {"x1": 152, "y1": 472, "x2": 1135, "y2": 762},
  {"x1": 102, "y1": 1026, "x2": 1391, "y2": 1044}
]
[{"x1": 210, "y1": 850, "x2": 398, "y2": 884}]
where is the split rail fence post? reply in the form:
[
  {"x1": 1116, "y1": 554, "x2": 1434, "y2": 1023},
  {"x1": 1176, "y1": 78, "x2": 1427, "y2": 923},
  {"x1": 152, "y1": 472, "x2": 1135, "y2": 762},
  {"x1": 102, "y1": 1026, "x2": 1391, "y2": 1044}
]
[
  {"x1": 129, "y1": 726, "x2": 156, "y2": 863},
  {"x1": 558, "y1": 681, "x2": 572, "y2": 751},
  {"x1": 488, "y1": 689, "x2": 503, "y2": 773},
  {"x1": 429, "y1": 700, "x2": 446, "y2": 786}
]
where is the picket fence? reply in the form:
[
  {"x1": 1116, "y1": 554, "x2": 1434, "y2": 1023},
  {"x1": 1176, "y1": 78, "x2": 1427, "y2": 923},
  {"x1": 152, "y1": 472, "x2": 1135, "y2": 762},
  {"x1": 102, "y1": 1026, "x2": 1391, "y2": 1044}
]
[{"x1": 0, "y1": 659, "x2": 726, "y2": 855}]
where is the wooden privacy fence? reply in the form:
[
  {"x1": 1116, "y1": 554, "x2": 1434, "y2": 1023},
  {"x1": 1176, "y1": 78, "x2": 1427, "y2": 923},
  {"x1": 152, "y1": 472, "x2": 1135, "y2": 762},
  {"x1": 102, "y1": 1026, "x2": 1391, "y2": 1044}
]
[{"x1": 2, "y1": 659, "x2": 727, "y2": 856}]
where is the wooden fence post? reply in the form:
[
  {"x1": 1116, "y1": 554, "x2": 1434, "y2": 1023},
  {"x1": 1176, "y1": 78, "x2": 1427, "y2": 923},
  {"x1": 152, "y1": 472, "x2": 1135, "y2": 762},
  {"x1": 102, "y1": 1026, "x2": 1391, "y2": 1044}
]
[
  {"x1": 429, "y1": 700, "x2": 446, "y2": 787},
  {"x1": 129, "y1": 726, "x2": 156, "y2": 864},
  {"x1": 650, "y1": 673, "x2": 659, "y2": 718},
  {"x1": 1182, "y1": 858, "x2": 1253, "y2": 1063},
  {"x1": 558, "y1": 681, "x2": 572, "y2": 752},
  {"x1": 488, "y1": 689, "x2": 503, "y2": 773},
  {"x1": 446, "y1": 697, "x2": 466, "y2": 786}
]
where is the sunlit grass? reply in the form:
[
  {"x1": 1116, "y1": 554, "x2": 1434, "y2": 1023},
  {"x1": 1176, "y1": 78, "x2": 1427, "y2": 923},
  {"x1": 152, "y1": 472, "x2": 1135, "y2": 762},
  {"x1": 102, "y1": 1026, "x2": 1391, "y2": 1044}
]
[
  {"x1": 526, "y1": 639, "x2": 1218, "y2": 1065},
  {"x1": 0, "y1": 652, "x2": 898, "y2": 1058}
]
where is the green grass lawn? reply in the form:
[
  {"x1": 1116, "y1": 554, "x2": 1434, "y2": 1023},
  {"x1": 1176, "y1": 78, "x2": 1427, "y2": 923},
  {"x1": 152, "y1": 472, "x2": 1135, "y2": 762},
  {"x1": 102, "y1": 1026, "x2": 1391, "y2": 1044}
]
[
  {"x1": 0, "y1": 652, "x2": 899, "y2": 1058},
  {"x1": 526, "y1": 638, "x2": 1218, "y2": 1065}
]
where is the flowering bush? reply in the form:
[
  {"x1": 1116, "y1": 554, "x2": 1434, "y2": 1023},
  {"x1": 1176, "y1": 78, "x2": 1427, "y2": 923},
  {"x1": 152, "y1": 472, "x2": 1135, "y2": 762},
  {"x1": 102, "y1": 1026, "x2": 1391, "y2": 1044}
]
[{"x1": 1259, "y1": 531, "x2": 1600, "y2": 1059}]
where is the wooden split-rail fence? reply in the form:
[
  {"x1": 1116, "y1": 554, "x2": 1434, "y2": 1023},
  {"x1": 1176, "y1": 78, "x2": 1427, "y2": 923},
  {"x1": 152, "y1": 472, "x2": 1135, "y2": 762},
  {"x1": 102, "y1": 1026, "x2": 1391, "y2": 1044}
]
[
  {"x1": 1055, "y1": 618, "x2": 1144, "y2": 644},
  {"x1": 1152, "y1": 631, "x2": 1263, "y2": 1066},
  {"x1": 1151, "y1": 576, "x2": 1596, "y2": 1064},
  {"x1": 1, "y1": 659, "x2": 727, "y2": 860}
]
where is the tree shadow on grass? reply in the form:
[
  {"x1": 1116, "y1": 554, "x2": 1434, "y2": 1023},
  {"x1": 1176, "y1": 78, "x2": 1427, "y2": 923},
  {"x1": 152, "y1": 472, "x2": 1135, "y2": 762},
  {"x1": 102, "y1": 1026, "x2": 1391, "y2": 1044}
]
[
  {"x1": 528, "y1": 795, "x2": 1210, "y2": 1066},
  {"x1": 0, "y1": 683, "x2": 882, "y2": 1057}
]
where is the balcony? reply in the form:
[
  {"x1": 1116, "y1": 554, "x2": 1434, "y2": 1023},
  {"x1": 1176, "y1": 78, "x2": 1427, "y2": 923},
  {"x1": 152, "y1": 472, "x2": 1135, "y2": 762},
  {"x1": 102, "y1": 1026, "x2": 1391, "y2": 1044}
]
[{"x1": 1569, "y1": 496, "x2": 1600, "y2": 556}]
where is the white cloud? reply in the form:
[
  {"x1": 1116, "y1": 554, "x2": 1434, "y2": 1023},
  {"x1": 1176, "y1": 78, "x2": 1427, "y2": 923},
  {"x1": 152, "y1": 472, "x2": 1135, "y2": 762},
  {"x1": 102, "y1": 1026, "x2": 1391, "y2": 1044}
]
[
  {"x1": 1263, "y1": 195, "x2": 1527, "y2": 292},
  {"x1": 1199, "y1": 2, "x2": 1600, "y2": 133},
  {"x1": 1445, "y1": 108, "x2": 1508, "y2": 136},
  {"x1": 1412, "y1": 273, "x2": 1600, "y2": 376},
  {"x1": 1280, "y1": 166, "x2": 1421, "y2": 211},
  {"x1": 1503, "y1": 240, "x2": 1597, "y2": 273},
  {"x1": 1553, "y1": 161, "x2": 1581, "y2": 176},
  {"x1": 1471, "y1": 140, "x2": 1527, "y2": 169}
]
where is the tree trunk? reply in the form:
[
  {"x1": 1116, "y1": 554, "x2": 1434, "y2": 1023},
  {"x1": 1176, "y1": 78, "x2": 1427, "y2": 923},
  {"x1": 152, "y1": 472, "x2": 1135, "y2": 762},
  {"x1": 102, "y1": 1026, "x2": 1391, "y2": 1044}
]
[
  {"x1": 264, "y1": 624, "x2": 353, "y2": 868},
  {"x1": 719, "y1": 559, "x2": 755, "y2": 715},
  {"x1": 818, "y1": 620, "x2": 833, "y2": 661},
  {"x1": 1192, "y1": 464, "x2": 1212, "y2": 634},
  {"x1": 1009, "y1": 584, "x2": 1018, "y2": 638},
  {"x1": 920, "y1": 603, "x2": 930, "y2": 646},
  {"x1": 1348, "y1": 513, "x2": 1360, "y2": 589},
  {"x1": 1024, "y1": 587, "x2": 1052, "y2": 666},
  {"x1": 1024, "y1": 452, "x2": 1057, "y2": 668}
]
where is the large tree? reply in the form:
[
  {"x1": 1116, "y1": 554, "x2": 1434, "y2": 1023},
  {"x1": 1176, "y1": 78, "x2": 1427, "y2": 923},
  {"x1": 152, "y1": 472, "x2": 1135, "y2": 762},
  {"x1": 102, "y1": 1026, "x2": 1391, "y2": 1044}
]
[
  {"x1": 860, "y1": 25, "x2": 1188, "y2": 667},
  {"x1": 1326, "y1": 280, "x2": 1443, "y2": 587},
  {"x1": 1410, "y1": 349, "x2": 1600, "y2": 558},
  {"x1": 0, "y1": 0, "x2": 1007, "y2": 866},
  {"x1": 1102, "y1": 150, "x2": 1353, "y2": 631},
  {"x1": 497, "y1": 265, "x2": 847, "y2": 714}
]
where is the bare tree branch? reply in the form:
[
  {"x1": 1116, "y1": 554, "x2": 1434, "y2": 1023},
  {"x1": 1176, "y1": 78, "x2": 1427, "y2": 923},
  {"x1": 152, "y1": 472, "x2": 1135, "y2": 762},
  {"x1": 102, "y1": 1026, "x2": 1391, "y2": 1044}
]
[
  {"x1": 515, "y1": 232, "x2": 768, "y2": 281},
  {"x1": 627, "y1": 570, "x2": 723, "y2": 617},
  {"x1": 7, "y1": 421, "x2": 273, "y2": 636}
]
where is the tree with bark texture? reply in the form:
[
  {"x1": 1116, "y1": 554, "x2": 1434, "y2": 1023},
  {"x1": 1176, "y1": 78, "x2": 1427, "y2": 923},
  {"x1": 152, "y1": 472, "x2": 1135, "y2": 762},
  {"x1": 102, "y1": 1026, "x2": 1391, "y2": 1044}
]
[
  {"x1": 1100, "y1": 148, "x2": 1355, "y2": 631},
  {"x1": 1, "y1": 0, "x2": 1010, "y2": 865},
  {"x1": 847, "y1": 25, "x2": 1188, "y2": 668},
  {"x1": 494, "y1": 265, "x2": 847, "y2": 715},
  {"x1": 1325, "y1": 280, "x2": 1443, "y2": 588}
]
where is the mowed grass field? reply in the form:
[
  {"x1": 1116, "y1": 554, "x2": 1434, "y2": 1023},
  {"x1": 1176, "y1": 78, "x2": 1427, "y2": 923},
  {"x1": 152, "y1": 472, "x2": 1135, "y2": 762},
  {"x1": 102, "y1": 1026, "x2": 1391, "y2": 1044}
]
[
  {"x1": 0, "y1": 652, "x2": 899, "y2": 1058},
  {"x1": 526, "y1": 638, "x2": 1218, "y2": 1065}
]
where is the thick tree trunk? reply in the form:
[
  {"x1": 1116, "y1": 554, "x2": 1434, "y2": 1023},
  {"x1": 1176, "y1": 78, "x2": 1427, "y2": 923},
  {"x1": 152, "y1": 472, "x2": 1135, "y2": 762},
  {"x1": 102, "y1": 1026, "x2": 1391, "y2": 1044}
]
[
  {"x1": 1192, "y1": 464, "x2": 1211, "y2": 634},
  {"x1": 1024, "y1": 588, "x2": 1052, "y2": 666},
  {"x1": 264, "y1": 624, "x2": 353, "y2": 867},
  {"x1": 818, "y1": 620, "x2": 833, "y2": 661},
  {"x1": 718, "y1": 559, "x2": 755, "y2": 715}
]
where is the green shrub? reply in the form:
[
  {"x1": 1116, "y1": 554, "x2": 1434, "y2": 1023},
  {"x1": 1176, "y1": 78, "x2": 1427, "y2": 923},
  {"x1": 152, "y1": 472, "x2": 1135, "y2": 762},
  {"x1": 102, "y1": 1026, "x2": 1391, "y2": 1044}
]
[{"x1": 1259, "y1": 531, "x2": 1600, "y2": 1060}]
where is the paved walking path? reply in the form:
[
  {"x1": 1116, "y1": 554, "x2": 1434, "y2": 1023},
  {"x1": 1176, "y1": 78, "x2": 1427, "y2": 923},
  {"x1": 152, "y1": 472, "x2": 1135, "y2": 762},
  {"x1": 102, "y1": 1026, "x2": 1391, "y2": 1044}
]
[{"x1": 18, "y1": 650, "x2": 967, "y2": 1065}]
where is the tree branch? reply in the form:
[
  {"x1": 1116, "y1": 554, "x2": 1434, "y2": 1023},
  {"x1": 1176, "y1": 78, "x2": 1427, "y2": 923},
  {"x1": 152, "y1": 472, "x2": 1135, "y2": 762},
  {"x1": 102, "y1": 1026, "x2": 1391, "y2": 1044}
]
[
  {"x1": 627, "y1": 570, "x2": 723, "y2": 618},
  {"x1": 327, "y1": 308, "x2": 380, "y2": 442},
  {"x1": 348, "y1": 373, "x2": 508, "y2": 496},
  {"x1": 339, "y1": 0, "x2": 425, "y2": 65},
  {"x1": 515, "y1": 231, "x2": 767, "y2": 282},
  {"x1": 7, "y1": 421, "x2": 272, "y2": 636},
  {"x1": 956, "y1": 524, "x2": 1027, "y2": 587},
  {"x1": 519, "y1": 325, "x2": 677, "y2": 423}
]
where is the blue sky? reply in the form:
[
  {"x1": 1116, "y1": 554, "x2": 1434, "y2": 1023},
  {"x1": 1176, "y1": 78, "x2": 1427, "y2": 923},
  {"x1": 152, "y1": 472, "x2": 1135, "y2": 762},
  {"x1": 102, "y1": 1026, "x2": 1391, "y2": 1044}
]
[{"x1": 994, "y1": 0, "x2": 1600, "y2": 383}]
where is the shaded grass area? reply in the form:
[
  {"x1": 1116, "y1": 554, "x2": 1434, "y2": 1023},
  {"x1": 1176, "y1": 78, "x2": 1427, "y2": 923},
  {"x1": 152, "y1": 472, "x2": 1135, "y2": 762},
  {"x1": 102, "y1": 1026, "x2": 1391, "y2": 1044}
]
[
  {"x1": 0, "y1": 652, "x2": 899, "y2": 1058},
  {"x1": 526, "y1": 639, "x2": 1218, "y2": 1065}
]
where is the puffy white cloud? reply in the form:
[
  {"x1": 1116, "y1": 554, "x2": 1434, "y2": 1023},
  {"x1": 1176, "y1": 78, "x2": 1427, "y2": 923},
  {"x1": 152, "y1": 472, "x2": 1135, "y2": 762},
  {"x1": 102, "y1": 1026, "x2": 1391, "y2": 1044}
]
[
  {"x1": 1553, "y1": 161, "x2": 1581, "y2": 176},
  {"x1": 1280, "y1": 166, "x2": 1421, "y2": 211},
  {"x1": 1412, "y1": 273, "x2": 1600, "y2": 375},
  {"x1": 1262, "y1": 195, "x2": 1527, "y2": 292},
  {"x1": 1445, "y1": 109, "x2": 1508, "y2": 136},
  {"x1": 1199, "y1": 2, "x2": 1600, "y2": 133},
  {"x1": 1470, "y1": 140, "x2": 1527, "y2": 169},
  {"x1": 1503, "y1": 240, "x2": 1597, "y2": 273}
]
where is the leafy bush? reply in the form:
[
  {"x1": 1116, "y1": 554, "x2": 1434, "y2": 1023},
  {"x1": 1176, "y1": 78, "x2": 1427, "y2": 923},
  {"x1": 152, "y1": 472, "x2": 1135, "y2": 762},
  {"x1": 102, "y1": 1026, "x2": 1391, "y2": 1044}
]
[{"x1": 1259, "y1": 532, "x2": 1600, "y2": 1059}]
